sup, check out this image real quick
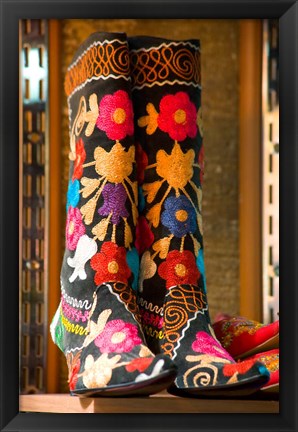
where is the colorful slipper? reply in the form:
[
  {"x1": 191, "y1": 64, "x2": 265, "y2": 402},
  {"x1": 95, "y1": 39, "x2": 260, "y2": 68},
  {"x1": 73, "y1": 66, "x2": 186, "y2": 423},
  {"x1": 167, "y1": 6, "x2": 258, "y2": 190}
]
[
  {"x1": 245, "y1": 349, "x2": 279, "y2": 393},
  {"x1": 212, "y1": 315, "x2": 279, "y2": 360}
]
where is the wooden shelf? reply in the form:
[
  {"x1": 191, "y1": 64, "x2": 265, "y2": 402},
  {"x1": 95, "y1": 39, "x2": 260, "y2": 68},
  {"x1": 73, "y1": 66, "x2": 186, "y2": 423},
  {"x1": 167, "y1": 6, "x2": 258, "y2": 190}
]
[{"x1": 19, "y1": 392, "x2": 279, "y2": 414}]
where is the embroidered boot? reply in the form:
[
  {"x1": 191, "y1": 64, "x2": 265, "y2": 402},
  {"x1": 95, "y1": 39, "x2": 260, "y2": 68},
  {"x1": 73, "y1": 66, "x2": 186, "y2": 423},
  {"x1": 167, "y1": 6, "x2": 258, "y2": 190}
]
[
  {"x1": 50, "y1": 32, "x2": 177, "y2": 397},
  {"x1": 129, "y1": 35, "x2": 270, "y2": 397}
]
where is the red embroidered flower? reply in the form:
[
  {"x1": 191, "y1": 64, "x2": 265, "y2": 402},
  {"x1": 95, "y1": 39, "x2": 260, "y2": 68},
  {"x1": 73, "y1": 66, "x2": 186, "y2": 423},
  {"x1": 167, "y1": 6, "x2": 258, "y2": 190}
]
[
  {"x1": 90, "y1": 242, "x2": 131, "y2": 286},
  {"x1": 66, "y1": 206, "x2": 86, "y2": 251},
  {"x1": 157, "y1": 92, "x2": 197, "y2": 141},
  {"x1": 135, "y1": 143, "x2": 148, "y2": 184},
  {"x1": 158, "y1": 250, "x2": 200, "y2": 289},
  {"x1": 222, "y1": 359, "x2": 256, "y2": 377},
  {"x1": 94, "y1": 320, "x2": 142, "y2": 353},
  {"x1": 96, "y1": 90, "x2": 134, "y2": 141},
  {"x1": 125, "y1": 357, "x2": 153, "y2": 373},
  {"x1": 68, "y1": 359, "x2": 81, "y2": 391},
  {"x1": 198, "y1": 144, "x2": 204, "y2": 184},
  {"x1": 72, "y1": 138, "x2": 86, "y2": 181},
  {"x1": 135, "y1": 216, "x2": 154, "y2": 255}
]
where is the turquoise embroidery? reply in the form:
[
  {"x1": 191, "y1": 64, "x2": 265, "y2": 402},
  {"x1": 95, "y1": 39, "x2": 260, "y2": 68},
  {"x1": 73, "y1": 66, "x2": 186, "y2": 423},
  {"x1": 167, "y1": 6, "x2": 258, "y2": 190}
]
[{"x1": 126, "y1": 247, "x2": 140, "y2": 291}]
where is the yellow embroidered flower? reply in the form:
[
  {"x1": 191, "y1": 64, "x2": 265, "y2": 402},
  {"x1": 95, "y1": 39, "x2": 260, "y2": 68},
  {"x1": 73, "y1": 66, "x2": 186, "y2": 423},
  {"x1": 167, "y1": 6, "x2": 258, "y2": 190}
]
[
  {"x1": 138, "y1": 103, "x2": 159, "y2": 135},
  {"x1": 156, "y1": 143, "x2": 195, "y2": 190},
  {"x1": 94, "y1": 143, "x2": 135, "y2": 183}
]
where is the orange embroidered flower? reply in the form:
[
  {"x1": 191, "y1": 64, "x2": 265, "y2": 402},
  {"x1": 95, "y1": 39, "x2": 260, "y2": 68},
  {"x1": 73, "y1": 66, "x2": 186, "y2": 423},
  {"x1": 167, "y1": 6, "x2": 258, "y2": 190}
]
[
  {"x1": 157, "y1": 92, "x2": 197, "y2": 141},
  {"x1": 158, "y1": 250, "x2": 200, "y2": 289},
  {"x1": 135, "y1": 216, "x2": 154, "y2": 255},
  {"x1": 90, "y1": 242, "x2": 131, "y2": 286},
  {"x1": 72, "y1": 138, "x2": 86, "y2": 181},
  {"x1": 96, "y1": 90, "x2": 134, "y2": 141},
  {"x1": 94, "y1": 143, "x2": 135, "y2": 183},
  {"x1": 125, "y1": 357, "x2": 153, "y2": 373},
  {"x1": 156, "y1": 143, "x2": 195, "y2": 190}
]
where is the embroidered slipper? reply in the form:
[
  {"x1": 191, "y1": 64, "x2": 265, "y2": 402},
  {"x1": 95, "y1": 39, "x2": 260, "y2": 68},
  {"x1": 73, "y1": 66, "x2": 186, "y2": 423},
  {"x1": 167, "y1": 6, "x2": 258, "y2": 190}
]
[
  {"x1": 50, "y1": 32, "x2": 177, "y2": 397},
  {"x1": 129, "y1": 35, "x2": 270, "y2": 397},
  {"x1": 212, "y1": 315, "x2": 279, "y2": 360},
  {"x1": 244, "y1": 349, "x2": 279, "y2": 393}
]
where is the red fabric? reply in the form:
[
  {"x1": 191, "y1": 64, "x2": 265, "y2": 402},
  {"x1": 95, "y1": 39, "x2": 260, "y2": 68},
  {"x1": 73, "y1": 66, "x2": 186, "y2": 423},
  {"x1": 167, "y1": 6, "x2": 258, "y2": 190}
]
[
  {"x1": 245, "y1": 349, "x2": 279, "y2": 388},
  {"x1": 135, "y1": 142, "x2": 148, "y2": 184},
  {"x1": 125, "y1": 357, "x2": 154, "y2": 373},
  {"x1": 213, "y1": 315, "x2": 279, "y2": 358},
  {"x1": 135, "y1": 216, "x2": 154, "y2": 255},
  {"x1": 72, "y1": 138, "x2": 86, "y2": 181},
  {"x1": 222, "y1": 359, "x2": 256, "y2": 377}
]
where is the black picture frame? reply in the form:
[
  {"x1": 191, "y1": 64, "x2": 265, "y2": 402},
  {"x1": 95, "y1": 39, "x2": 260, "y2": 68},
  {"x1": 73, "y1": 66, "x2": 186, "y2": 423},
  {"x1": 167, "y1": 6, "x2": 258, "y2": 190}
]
[{"x1": 0, "y1": 1, "x2": 297, "y2": 431}]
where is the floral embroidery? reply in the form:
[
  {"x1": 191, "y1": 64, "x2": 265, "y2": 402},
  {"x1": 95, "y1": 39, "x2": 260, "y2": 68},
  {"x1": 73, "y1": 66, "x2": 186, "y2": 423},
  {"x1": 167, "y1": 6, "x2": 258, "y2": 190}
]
[
  {"x1": 139, "y1": 251, "x2": 157, "y2": 292},
  {"x1": 125, "y1": 357, "x2": 153, "y2": 373},
  {"x1": 222, "y1": 359, "x2": 257, "y2": 377},
  {"x1": 67, "y1": 235, "x2": 98, "y2": 283},
  {"x1": 161, "y1": 195, "x2": 197, "y2": 238},
  {"x1": 90, "y1": 242, "x2": 131, "y2": 286},
  {"x1": 67, "y1": 179, "x2": 80, "y2": 210},
  {"x1": 66, "y1": 206, "x2": 85, "y2": 251},
  {"x1": 94, "y1": 320, "x2": 142, "y2": 353},
  {"x1": 81, "y1": 353, "x2": 125, "y2": 389},
  {"x1": 96, "y1": 90, "x2": 134, "y2": 141},
  {"x1": 135, "y1": 216, "x2": 154, "y2": 255},
  {"x1": 192, "y1": 331, "x2": 234, "y2": 361},
  {"x1": 158, "y1": 250, "x2": 200, "y2": 289},
  {"x1": 98, "y1": 183, "x2": 129, "y2": 224},
  {"x1": 66, "y1": 352, "x2": 81, "y2": 391},
  {"x1": 138, "y1": 103, "x2": 159, "y2": 135},
  {"x1": 135, "y1": 143, "x2": 148, "y2": 184},
  {"x1": 72, "y1": 138, "x2": 86, "y2": 181},
  {"x1": 80, "y1": 143, "x2": 137, "y2": 226},
  {"x1": 197, "y1": 106, "x2": 204, "y2": 137},
  {"x1": 126, "y1": 248, "x2": 139, "y2": 291},
  {"x1": 157, "y1": 92, "x2": 197, "y2": 141}
]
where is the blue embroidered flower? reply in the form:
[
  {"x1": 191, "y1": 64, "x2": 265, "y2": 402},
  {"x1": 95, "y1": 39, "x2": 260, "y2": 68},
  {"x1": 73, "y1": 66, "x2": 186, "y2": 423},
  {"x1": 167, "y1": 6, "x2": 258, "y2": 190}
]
[
  {"x1": 126, "y1": 247, "x2": 140, "y2": 291},
  {"x1": 196, "y1": 248, "x2": 207, "y2": 292},
  {"x1": 66, "y1": 179, "x2": 80, "y2": 210},
  {"x1": 161, "y1": 195, "x2": 197, "y2": 238},
  {"x1": 138, "y1": 186, "x2": 145, "y2": 213}
]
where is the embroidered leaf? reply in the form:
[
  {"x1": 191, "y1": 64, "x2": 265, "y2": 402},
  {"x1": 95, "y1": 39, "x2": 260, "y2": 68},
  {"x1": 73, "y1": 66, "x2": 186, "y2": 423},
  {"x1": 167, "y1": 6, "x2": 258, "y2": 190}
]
[
  {"x1": 92, "y1": 217, "x2": 110, "y2": 241},
  {"x1": 84, "y1": 309, "x2": 112, "y2": 347},
  {"x1": 143, "y1": 181, "x2": 163, "y2": 203},
  {"x1": 81, "y1": 177, "x2": 101, "y2": 199},
  {"x1": 138, "y1": 103, "x2": 159, "y2": 135},
  {"x1": 197, "y1": 212, "x2": 203, "y2": 235},
  {"x1": 124, "y1": 219, "x2": 133, "y2": 248},
  {"x1": 139, "y1": 251, "x2": 157, "y2": 292},
  {"x1": 152, "y1": 236, "x2": 172, "y2": 259},
  {"x1": 80, "y1": 196, "x2": 98, "y2": 225},
  {"x1": 192, "y1": 235, "x2": 201, "y2": 256},
  {"x1": 132, "y1": 204, "x2": 138, "y2": 226},
  {"x1": 146, "y1": 203, "x2": 162, "y2": 228},
  {"x1": 85, "y1": 93, "x2": 98, "y2": 137}
]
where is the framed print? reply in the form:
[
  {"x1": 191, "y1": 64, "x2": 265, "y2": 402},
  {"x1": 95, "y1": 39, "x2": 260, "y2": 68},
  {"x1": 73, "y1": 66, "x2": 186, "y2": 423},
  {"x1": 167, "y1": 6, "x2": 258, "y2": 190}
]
[{"x1": 0, "y1": 1, "x2": 297, "y2": 431}]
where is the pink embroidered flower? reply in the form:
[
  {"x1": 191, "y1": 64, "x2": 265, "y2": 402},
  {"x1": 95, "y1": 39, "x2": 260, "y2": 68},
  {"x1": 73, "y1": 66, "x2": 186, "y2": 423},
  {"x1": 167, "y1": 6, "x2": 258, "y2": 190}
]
[
  {"x1": 135, "y1": 216, "x2": 154, "y2": 255},
  {"x1": 125, "y1": 357, "x2": 153, "y2": 373},
  {"x1": 135, "y1": 143, "x2": 148, "y2": 184},
  {"x1": 192, "y1": 331, "x2": 234, "y2": 361},
  {"x1": 158, "y1": 249, "x2": 200, "y2": 289},
  {"x1": 157, "y1": 92, "x2": 197, "y2": 141},
  {"x1": 94, "y1": 320, "x2": 142, "y2": 353},
  {"x1": 90, "y1": 242, "x2": 131, "y2": 286},
  {"x1": 66, "y1": 206, "x2": 86, "y2": 251},
  {"x1": 72, "y1": 138, "x2": 86, "y2": 181},
  {"x1": 96, "y1": 90, "x2": 134, "y2": 141}
]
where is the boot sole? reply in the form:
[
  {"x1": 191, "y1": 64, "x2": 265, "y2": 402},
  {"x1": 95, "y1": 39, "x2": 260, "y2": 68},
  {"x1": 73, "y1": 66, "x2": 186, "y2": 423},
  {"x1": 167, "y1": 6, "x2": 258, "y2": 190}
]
[
  {"x1": 70, "y1": 368, "x2": 177, "y2": 398},
  {"x1": 167, "y1": 373, "x2": 269, "y2": 398}
]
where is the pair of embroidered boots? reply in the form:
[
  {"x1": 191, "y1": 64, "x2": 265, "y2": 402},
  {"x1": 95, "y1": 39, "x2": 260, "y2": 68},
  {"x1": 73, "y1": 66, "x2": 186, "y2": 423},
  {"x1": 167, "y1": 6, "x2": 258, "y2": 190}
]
[{"x1": 50, "y1": 32, "x2": 270, "y2": 397}]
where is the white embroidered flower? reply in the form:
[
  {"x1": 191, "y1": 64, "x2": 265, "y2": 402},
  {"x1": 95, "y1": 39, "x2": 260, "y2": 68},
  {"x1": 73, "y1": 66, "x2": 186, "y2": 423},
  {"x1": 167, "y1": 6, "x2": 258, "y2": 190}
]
[
  {"x1": 67, "y1": 235, "x2": 97, "y2": 282},
  {"x1": 135, "y1": 359, "x2": 165, "y2": 383},
  {"x1": 82, "y1": 353, "x2": 126, "y2": 389}
]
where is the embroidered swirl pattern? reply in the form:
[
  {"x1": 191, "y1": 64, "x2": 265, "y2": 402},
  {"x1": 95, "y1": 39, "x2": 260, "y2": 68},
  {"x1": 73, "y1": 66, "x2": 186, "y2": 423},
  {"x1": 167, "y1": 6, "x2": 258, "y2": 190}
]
[
  {"x1": 130, "y1": 46, "x2": 201, "y2": 88},
  {"x1": 65, "y1": 43, "x2": 130, "y2": 97},
  {"x1": 161, "y1": 285, "x2": 208, "y2": 357},
  {"x1": 112, "y1": 282, "x2": 142, "y2": 324}
]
